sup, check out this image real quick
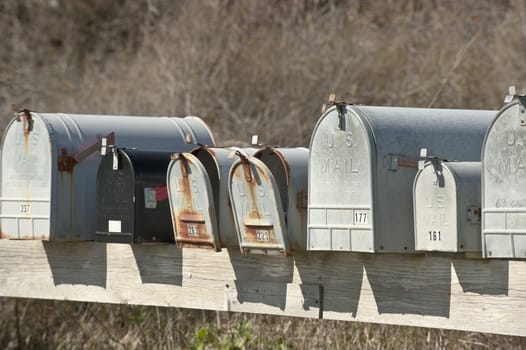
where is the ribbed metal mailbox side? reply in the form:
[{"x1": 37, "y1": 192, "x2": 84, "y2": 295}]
[
  {"x1": 0, "y1": 112, "x2": 215, "y2": 241},
  {"x1": 96, "y1": 149, "x2": 174, "y2": 244},
  {"x1": 308, "y1": 105, "x2": 495, "y2": 253},
  {"x1": 229, "y1": 151, "x2": 289, "y2": 255},
  {"x1": 254, "y1": 147, "x2": 309, "y2": 251},
  {"x1": 482, "y1": 96, "x2": 526, "y2": 258},
  {"x1": 414, "y1": 161, "x2": 481, "y2": 253}
]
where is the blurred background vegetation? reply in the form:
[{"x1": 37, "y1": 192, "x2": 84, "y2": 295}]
[{"x1": 2, "y1": 0, "x2": 526, "y2": 348}]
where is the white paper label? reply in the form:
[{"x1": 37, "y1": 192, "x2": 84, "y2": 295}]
[
  {"x1": 108, "y1": 220, "x2": 122, "y2": 233},
  {"x1": 144, "y1": 188, "x2": 157, "y2": 208}
]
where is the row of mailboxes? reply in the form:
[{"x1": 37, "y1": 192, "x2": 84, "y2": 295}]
[
  {"x1": 5, "y1": 91, "x2": 526, "y2": 259},
  {"x1": 0, "y1": 112, "x2": 215, "y2": 240},
  {"x1": 167, "y1": 147, "x2": 308, "y2": 255},
  {"x1": 307, "y1": 103, "x2": 495, "y2": 253}
]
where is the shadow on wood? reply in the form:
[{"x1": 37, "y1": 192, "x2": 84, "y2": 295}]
[
  {"x1": 226, "y1": 248, "x2": 293, "y2": 310},
  {"x1": 43, "y1": 242, "x2": 107, "y2": 287},
  {"x1": 131, "y1": 244, "x2": 182, "y2": 285},
  {"x1": 453, "y1": 259, "x2": 509, "y2": 296},
  {"x1": 364, "y1": 254, "x2": 451, "y2": 317},
  {"x1": 295, "y1": 252, "x2": 363, "y2": 318}
]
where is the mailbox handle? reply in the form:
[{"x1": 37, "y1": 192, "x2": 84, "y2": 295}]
[
  {"x1": 235, "y1": 150, "x2": 253, "y2": 182},
  {"x1": 12, "y1": 105, "x2": 34, "y2": 135}
]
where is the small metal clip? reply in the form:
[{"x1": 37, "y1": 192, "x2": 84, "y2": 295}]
[
  {"x1": 418, "y1": 148, "x2": 428, "y2": 170},
  {"x1": 112, "y1": 148, "x2": 119, "y2": 170},
  {"x1": 504, "y1": 85, "x2": 517, "y2": 103},
  {"x1": 100, "y1": 137, "x2": 108, "y2": 156}
]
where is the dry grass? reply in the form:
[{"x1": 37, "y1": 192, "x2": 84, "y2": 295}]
[
  {"x1": 0, "y1": 297, "x2": 525, "y2": 349},
  {"x1": 2, "y1": 0, "x2": 526, "y2": 348}
]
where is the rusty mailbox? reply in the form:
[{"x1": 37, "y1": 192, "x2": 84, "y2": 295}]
[
  {"x1": 413, "y1": 154, "x2": 481, "y2": 253},
  {"x1": 229, "y1": 147, "x2": 308, "y2": 255},
  {"x1": 96, "y1": 148, "x2": 174, "y2": 244},
  {"x1": 482, "y1": 88, "x2": 526, "y2": 258},
  {"x1": 167, "y1": 147, "x2": 256, "y2": 250},
  {"x1": 0, "y1": 111, "x2": 215, "y2": 240},
  {"x1": 308, "y1": 102, "x2": 495, "y2": 253}
]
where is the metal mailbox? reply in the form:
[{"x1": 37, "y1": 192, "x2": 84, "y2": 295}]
[
  {"x1": 482, "y1": 89, "x2": 526, "y2": 258},
  {"x1": 308, "y1": 103, "x2": 495, "y2": 253},
  {"x1": 0, "y1": 111, "x2": 215, "y2": 240},
  {"x1": 96, "y1": 149, "x2": 174, "y2": 243},
  {"x1": 229, "y1": 147, "x2": 308, "y2": 255},
  {"x1": 167, "y1": 147, "x2": 255, "y2": 251},
  {"x1": 413, "y1": 158, "x2": 481, "y2": 253}
]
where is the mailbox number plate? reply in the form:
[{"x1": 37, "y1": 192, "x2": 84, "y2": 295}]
[
  {"x1": 256, "y1": 230, "x2": 270, "y2": 241},
  {"x1": 428, "y1": 230, "x2": 442, "y2": 241},
  {"x1": 187, "y1": 224, "x2": 199, "y2": 237},
  {"x1": 19, "y1": 204, "x2": 31, "y2": 215},
  {"x1": 354, "y1": 211, "x2": 368, "y2": 225}
]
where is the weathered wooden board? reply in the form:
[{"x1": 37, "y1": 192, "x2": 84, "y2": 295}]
[{"x1": 0, "y1": 240, "x2": 525, "y2": 336}]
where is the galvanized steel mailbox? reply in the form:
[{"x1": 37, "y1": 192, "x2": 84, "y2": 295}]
[
  {"x1": 168, "y1": 147, "x2": 254, "y2": 251},
  {"x1": 308, "y1": 103, "x2": 495, "y2": 253},
  {"x1": 229, "y1": 147, "x2": 308, "y2": 255},
  {"x1": 482, "y1": 90, "x2": 526, "y2": 258},
  {"x1": 0, "y1": 111, "x2": 215, "y2": 240},
  {"x1": 96, "y1": 149, "x2": 174, "y2": 243},
  {"x1": 413, "y1": 158, "x2": 481, "y2": 253}
]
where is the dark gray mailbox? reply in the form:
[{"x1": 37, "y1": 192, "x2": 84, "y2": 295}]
[
  {"x1": 413, "y1": 156, "x2": 481, "y2": 253},
  {"x1": 229, "y1": 147, "x2": 308, "y2": 255},
  {"x1": 167, "y1": 147, "x2": 256, "y2": 251},
  {"x1": 308, "y1": 102, "x2": 495, "y2": 253},
  {"x1": 96, "y1": 149, "x2": 174, "y2": 244},
  {"x1": 482, "y1": 88, "x2": 526, "y2": 258}
]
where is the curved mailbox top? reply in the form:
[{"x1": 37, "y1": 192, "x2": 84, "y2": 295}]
[
  {"x1": 482, "y1": 96, "x2": 526, "y2": 258},
  {"x1": 308, "y1": 104, "x2": 495, "y2": 253},
  {"x1": 0, "y1": 112, "x2": 215, "y2": 240},
  {"x1": 229, "y1": 150, "x2": 288, "y2": 255},
  {"x1": 254, "y1": 147, "x2": 309, "y2": 251},
  {"x1": 414, "y1": 160, "x2": 481, "y2": 253}
]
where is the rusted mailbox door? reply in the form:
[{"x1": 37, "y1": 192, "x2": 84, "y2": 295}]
[
  {"x1": 96, "y1": 149, "x2": 174, "y2": 244},
  {"x1": 308, "y1": 103, "x2": 495, "y2": 253},
  {"x1": 414, "y1": 160, "x2": 481, "y2": 253},
  {"x1": 168, "y1": 152, "x2": 220, "y2": 250},
  {"x1": 229, "y1": 151, "x2": 289, "y2": 255},
  {"x1": 168, "y1": 147, "x2": 257, "y2": 250},
  {"x1": 483, "y1": 92, "x2": 526, "y2": 258}
]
